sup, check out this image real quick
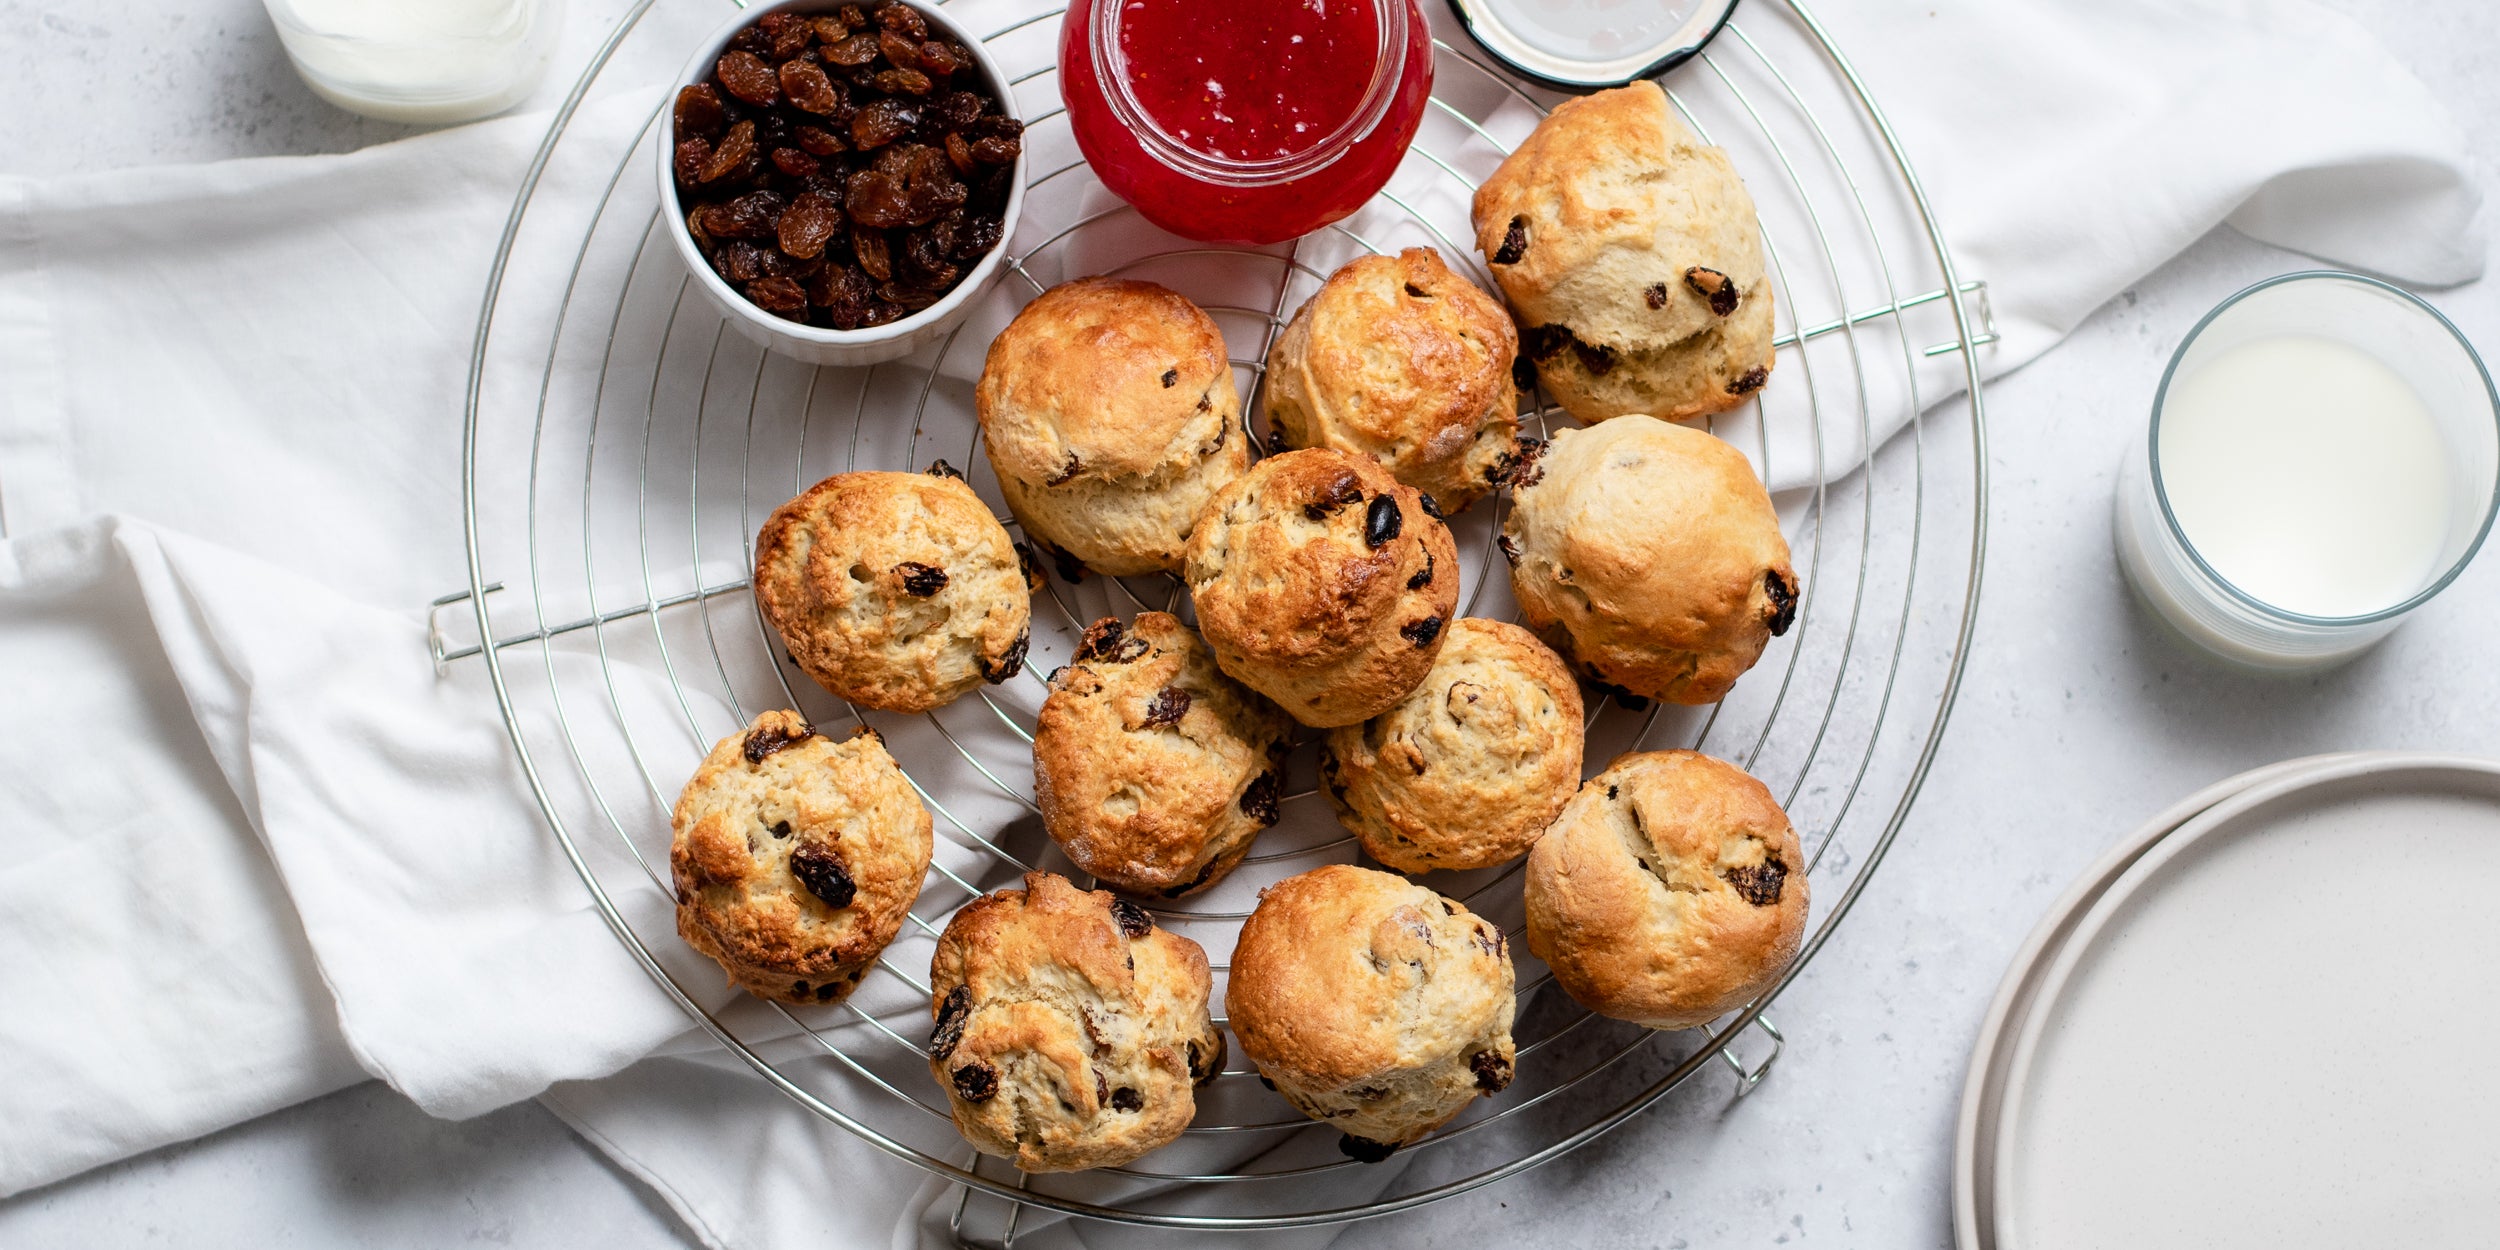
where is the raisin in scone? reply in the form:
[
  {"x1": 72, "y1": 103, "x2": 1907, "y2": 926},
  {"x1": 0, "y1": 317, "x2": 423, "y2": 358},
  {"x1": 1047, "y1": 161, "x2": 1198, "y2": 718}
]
[
  {"x1": 1523, "y1": 750, "x2": 1808, "y2": 1030},
  {"x1": 1226, "y1": 865, "x2": 1516, "y2": 1161},
  {"x1": 1183, "y1": 449, "x2": 1460, "y2": 728},
  {"x1": 671, "y1": 709, "x2": 933, "y2": 1005},
  {"x1": 1502, "y1": 417, "x2": 1796, "y2": 706},
  {"x1": 753, "y1": 466, "x2": 1032, "y2": 713},
  {"x1": 1034, "y1": 613, "x2": 1293, "y2": 899},
  {"x1": 976, "y1": 277, "x2": 1250, "y2": 577},
  {"x1": 1472, "y1": 81, "x2": 1775, "y2": 424},
  {"x1": 1264, "y1": 247, "x2": 1520, "y2": 513},
  {"x1": 928, "y1": 872, "x2": 1225, "y2": 1173},
  {"x1": 1321, "y1": 618, "x2": 1583, "y2": 873}
]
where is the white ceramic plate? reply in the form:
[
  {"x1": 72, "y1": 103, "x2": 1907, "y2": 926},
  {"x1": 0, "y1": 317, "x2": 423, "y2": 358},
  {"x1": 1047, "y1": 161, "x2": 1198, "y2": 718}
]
[
  {"x1": 1979, "y1": 754, "x2": 2500, "y2": 1250},
  {"x1": 1950, "y1": 752, "x2": 2378, "y2": 1250}
]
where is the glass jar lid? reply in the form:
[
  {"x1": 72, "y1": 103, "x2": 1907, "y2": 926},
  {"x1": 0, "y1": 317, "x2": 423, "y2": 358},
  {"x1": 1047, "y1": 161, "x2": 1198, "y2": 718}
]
[{"x1": 1445, "y1": 0, "x2": 1739, "y2": 90}]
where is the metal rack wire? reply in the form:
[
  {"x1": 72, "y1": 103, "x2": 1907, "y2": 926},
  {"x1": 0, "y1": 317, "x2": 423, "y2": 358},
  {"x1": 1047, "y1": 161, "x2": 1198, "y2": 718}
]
[{"x1": 449, "y1": 0, "x2": 1991, "y2": 1235}]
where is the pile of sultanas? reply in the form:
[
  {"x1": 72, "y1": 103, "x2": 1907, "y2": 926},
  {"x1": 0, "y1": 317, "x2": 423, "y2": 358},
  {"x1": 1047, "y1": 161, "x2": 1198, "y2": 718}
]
[{"x1": 672, "y1": 3, "x2": 1023, "y2": 330}]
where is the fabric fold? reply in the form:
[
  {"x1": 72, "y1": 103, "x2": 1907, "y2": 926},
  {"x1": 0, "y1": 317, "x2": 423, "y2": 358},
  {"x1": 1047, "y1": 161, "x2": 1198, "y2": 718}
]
[{"x1": 117, "y1": 521, "x2": 702, "y2": 1118}]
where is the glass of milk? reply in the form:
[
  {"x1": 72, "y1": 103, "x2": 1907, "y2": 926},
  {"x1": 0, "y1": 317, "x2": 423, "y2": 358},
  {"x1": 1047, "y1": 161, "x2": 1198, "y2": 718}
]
[
  {"x1": 264, "y1": 0, "x2": 564, "y2": 125},
  {"x1": 2115, "y1": 271, "x2": 2500, "y2": 670}
]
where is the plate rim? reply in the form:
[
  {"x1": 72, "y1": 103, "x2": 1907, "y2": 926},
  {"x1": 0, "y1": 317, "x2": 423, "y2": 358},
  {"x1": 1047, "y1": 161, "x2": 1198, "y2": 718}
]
[
  {"x1": 1979, "y1": 751, "x2": 2500, "y2": 1250},
  {"x1": 1951, "y1": 750, "x2": 2388, "y2": 1250}
]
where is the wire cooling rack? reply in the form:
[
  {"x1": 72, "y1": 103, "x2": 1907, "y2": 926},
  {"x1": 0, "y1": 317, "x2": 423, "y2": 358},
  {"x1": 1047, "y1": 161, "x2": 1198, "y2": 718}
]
[{"x1": 446, "y1": 0, "x2": 1992, "y2": 1236}]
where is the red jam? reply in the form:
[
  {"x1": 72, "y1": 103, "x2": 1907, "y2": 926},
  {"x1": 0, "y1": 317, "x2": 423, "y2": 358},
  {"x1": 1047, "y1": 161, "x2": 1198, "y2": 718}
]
[{"x1": 1060, "y1": 0, "x2": 1434, "y2": 245}]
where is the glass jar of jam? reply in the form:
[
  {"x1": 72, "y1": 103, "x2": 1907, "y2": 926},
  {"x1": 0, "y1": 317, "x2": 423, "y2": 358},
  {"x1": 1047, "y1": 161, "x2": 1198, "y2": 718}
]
[{"x1": 1060, "y1": 0, "x2": 1434, "y2": 245}]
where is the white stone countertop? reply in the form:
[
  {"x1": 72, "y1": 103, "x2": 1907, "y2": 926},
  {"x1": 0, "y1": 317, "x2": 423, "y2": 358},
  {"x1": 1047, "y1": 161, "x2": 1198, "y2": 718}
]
[{"x1": 3, "y1": 0, "x2": 2496, "y2": 1245}]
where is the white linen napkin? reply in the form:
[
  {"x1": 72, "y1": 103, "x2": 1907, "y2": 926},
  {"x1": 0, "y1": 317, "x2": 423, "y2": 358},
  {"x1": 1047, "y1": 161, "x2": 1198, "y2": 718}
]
[
  {"x1": 0, "y1": 0, "x2": 2482, "y2": 1242},
  {"x1": 0, "y1": 96, "x2": 717, "y2": 1193}
]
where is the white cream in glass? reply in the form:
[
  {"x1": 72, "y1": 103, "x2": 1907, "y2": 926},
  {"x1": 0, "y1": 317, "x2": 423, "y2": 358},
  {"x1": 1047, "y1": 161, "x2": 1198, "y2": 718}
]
[
  {"x1": 2114, "y1": 272, "x2": 2500, "y2": 670},
  {"x1": 265, "y1": 0, "x2": 563, "y2": 124}
]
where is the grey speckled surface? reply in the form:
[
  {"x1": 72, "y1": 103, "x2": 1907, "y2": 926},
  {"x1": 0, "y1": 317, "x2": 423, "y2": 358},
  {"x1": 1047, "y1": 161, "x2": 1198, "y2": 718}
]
[{"x1": 3, "y1": 0, "x2": 2497, "y2": 1246}]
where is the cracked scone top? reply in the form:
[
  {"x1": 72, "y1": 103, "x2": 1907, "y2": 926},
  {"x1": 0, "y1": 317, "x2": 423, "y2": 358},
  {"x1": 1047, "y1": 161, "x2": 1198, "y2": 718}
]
[
  {"x1": 1503, "y1": 416, "x2": 1797, "y2": 706},
  {"x1": 1322, "y1": 618, "x2": 1585, "y2": 873},
  {"x1": 753, "y1": 467, "x2": 1033, "y2": 713},
  {"x1": 1183, "y1": 448, "x2": 1461, "y2": 728},
  {"x1": 1264, "y1": 247, "x2": 1521, "y2": 514},
  {"x1": 1471, "y1": 80, "x2": 1775, "y2": 424},
  {"x1": 928, "y1": 872, "x2": 1225, "y2": 1173},
  {"x1": 1523, "y1": 750, "x2": 1808, "y2": 1030},
  {"x1": 1226, "y1": 865, "x2": 1517, "y2": 1159},
  {"x1": 976, "y1": 277, "x2": 1251, "y2": 577},
  {"x1": 1034, "y1": 613, "x2": 1294, "y2": 899},
  {"x1": 670, "y1": 710, "x2": 933, "y2": 1006}
]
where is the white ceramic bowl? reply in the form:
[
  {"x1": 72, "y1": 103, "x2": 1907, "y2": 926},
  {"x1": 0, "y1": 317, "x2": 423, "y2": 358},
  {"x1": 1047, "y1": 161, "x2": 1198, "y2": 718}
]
[{"x1": 658, "y1": 0, "x2": 1026, "y2": 368}]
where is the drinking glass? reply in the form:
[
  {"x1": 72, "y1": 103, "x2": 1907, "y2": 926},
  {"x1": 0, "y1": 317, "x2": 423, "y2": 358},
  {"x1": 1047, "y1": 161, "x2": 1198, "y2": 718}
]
[
  {"x1": 264, "y1": 0, "x2": 564, "y2": 125},
  {"x1": 2113, "y1": 271, "x2": 2500, "y2": 670}
]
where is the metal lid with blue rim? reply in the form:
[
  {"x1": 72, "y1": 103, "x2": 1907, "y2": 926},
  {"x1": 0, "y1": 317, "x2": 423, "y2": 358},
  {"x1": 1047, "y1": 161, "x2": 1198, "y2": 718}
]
[{"x1": 1445, "y1": 0, "x2": 1742, "y2": 91}]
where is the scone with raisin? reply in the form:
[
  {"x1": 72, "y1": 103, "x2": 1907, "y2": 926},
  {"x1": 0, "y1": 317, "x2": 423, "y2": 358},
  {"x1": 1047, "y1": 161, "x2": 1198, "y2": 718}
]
[
  {"x1": 1227, "y1": 865, "x2": 1516, "y2": 1161},
  {"x1": 1523, "y1": 750, "x2": 1808, "y2": 1030},
  {"x1": 670, "y1": 709, "x2": 933, "y2": 1005},
  {"x1": 1502, "y1": 417, "x2": 1796, "y2": 706},
  {"x1": 1264, "y1": 247, "x2": 1520, "y2": 513},
  {"x1": 1183, "y1": 449, "x2": 1460, "y2": 728},
  {"x1": 977, "y1": 277, "x2": 1250, "y2": 577},
  {"x1": 1473, "y1": 81, "x2": 1775, "y2": 424},
  {"x1": 1321, "y1": 618, "x2": 1583, "y2": 873},
  {"x1": 754, "y1": 466, "x2": 1031, "y2": 713},
  {"x1": 1034, "y1": 613, "x2": 1293, "y2": 899},
  {"x1": 928, "y1": 872, "x2": 1225, "y2": 1173}
]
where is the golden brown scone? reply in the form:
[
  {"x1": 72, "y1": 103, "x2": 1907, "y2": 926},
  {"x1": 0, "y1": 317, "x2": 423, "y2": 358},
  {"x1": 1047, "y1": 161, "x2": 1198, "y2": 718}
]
[
  {"x1": 1183, "y1": 449, "x2": 1461, "y2": 728},
  {"x1": 1502, "y1": 417, "x2": 1796, "y2": 705},
  {"x1": 976, "y1": 278, "x2": 1251, "y2": 577},
  {"x1": 1034, "y1": 614, "x2": 1293, "y2": 898},
  {"x1": 1472, "y1": 81, "x2": 1775, "y2": 424},
  {"x1": 753, "y1": 467, "x2": 1031, "y2": 713},
  {"x1": 1321, "y1": 619, "x2": 1583, "y2": 873},
  {"x1": 1265, "y1": 248, "x2": 1520, "y2": 513},
  {"x1": 670, "y1": 710, "x2": 933, "y2": 1005},
  {"x1": 1227, "y1": 865, "x2": 1516, "y2": 1160},
  {"x1": 1523, "y1": 751, "x2": 1808, "y2": 1030},
  {"x1": 928, "y1": 872, "x2": 1225, "y2": 1173}
]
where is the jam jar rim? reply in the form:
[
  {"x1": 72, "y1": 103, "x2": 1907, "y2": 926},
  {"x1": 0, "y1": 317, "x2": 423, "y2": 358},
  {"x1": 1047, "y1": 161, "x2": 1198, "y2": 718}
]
[{"x1": 1086, "y1": 0, "x2": 1412, "y2": 188}]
